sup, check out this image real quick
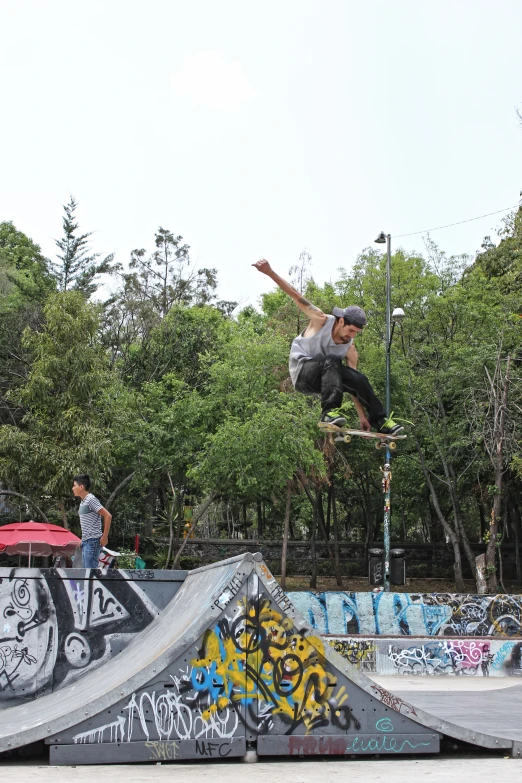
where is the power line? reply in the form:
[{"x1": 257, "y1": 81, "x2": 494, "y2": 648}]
[{"x1": 393, "y1": 203, "x2": 520, "y2": 239}]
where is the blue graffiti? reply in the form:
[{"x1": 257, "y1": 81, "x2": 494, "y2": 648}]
[
  {"x1": 288, "y1": 591, "x2": 522, "y2": 637},
  {"x1": 492, "y1": 642, "x2": 516, "y2": 670},
  {"x1": 346, "y1": 736, "x2": 432, "y2": 753},
  {"x1": 376, "y1": 718, "x2": 394, "y2": 732}
]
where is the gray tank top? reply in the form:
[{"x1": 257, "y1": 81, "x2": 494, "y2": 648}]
[{"x1": 289, "y1": 315, "x2": 352, "y2": 386}]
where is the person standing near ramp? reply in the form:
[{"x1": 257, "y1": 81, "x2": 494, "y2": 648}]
[
  {"x1": 72, "y1": 474, "x2": 112, "y2": 568},
  {"x1": 252, "y1": 259, "x2": 403, "y2": 435}
]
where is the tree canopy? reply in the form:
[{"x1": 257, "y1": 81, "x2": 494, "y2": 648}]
[{"x1": 0, "y1": 205, "x2": 520, "y2": 589}]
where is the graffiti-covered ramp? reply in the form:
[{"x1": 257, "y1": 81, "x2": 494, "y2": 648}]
[
  {"x1": 251, "y1": 559, "x2": 521, "y2": 758},
  {"x1": 0, "y1": 553, "x2": 519, "y2": 763},
  {"x1": 0, "y1": 554, "x2": 252, "y2": 757}
]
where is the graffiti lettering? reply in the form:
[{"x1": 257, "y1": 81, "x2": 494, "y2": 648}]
[
  {"x1": 371, "y1": 684, "x2": 417, "y2": 716},
  {"x1": 492, "y1": 641, "x2": 516, "y2": 670},
  {"x1": 145, "y1": 741, "x2": 178, "y2": 761},
  {"x1": 288, "y1": 736, "x2": 348, "y2": 755},
  {"x1": 126, "y1": 570, "x2": 155, "y2": 580},
  {"x1": 74, "y1": 716, "x2": 125, "y2": 744},
  {"x1": 346, "y1": 735, "x2": 431, "y2": 754},
  {"x1": 120, "y1": 682, "x2": 238, "y2": 742},
  {"x1": 195, "y1": 740, "x2": 232, "y2": 757},
  {"x1": 328, "y1": 635, "x2": 522, "y2": 678},
  {"x1": 388, "y1": 640, "x2": 494, "y2": 676},
  {"x1": 289, "y1": 590, "x2": 522, "y2": 637},
  {"x1": 213, "y1": 576, "x2": 242, "y2": 610},
  {"x1": 371, "y1": 562, "x2": 383, "y2": 584},
  {"x1": 258, "y1": 563, "x2": 275, "y2": 583},
  {"x1": 0, "y1": 568, "x2": 158, "y2": 706},
  {"x1": 93, "y1": 587, "x2": 117, "y2": 618},
  {"x1": 331, "y1": 639, "x2": 376, "y2": 672}
]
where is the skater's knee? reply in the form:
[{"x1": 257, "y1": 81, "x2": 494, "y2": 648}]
[
  {"x1": 323, "y1": 354, "x2": 343, "y2": 369},
  {"x1": 347, "y1": 367, "x2": 367, "y2": 383}
]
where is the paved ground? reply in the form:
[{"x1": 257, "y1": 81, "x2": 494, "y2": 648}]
[
  {"x1": 0, "y1": 756, "x2": 517, "y2": 782},
  {"x1": 372, "y1": 675, "x2": 519, "y2": 691}
]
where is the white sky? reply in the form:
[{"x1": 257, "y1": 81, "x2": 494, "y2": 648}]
[{"x1": 1, "y1": 0, "x2": 521, "y2": 309}]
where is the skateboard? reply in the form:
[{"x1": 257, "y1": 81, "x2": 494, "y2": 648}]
[{"x1": 318, "y1": 423, "x2": 407, "y2": 450}]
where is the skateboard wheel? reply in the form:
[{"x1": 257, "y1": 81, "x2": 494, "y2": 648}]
[
  {"x1": 389, "y1": 441, "x2": 397, "y2": 450},
  {"x1": 375, "y1": 441, "x2": 383, "y2": 450},
  {"x1": 343, "y1": 435, "x2": 351, "y2": 443}
]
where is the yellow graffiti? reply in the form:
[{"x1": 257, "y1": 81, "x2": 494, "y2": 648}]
[
  {"x1": 191, "y1": 598, "x2": 347, "y2": 731},
  {"x1": 489, "y1": 595, "x2": 522, "y2": 636},
  {"x1": 330, "y1": 639, "x2": 376, "y2": 667},
  {"x1": 145, "y1": 741, "x2": 178, "y2": 761}
]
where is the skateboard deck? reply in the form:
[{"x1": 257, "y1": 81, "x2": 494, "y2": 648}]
[{"x1": 318, "y1": 424, "x2": 407, "y2": 449}]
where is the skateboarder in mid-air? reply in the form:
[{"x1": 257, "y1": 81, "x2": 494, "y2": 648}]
[{"x1": 252, "y1": 259, "x2": 404, "y2": 435}]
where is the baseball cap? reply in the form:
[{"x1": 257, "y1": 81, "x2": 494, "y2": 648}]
[{"x1": 332, "y1": 306, "x2": 367, "y2": 328}]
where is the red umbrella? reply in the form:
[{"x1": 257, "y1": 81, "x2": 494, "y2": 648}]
[{"x1": 0, "y1": 521, "x2": 81, "y2": 563}]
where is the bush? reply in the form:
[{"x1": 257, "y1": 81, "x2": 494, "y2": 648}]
[
  {"x1": 115, "y1": 549, "x2": 138, "y2": 568},
  {"x1": 179, "y1": 556, "x2": 202, "y2": 571}
]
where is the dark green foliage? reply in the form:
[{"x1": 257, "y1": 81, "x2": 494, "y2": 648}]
[
  {"x1": 0, "y1": 221, "x2": 54, "y2": 311},
  {"x1": 0, "y1": 223, "x2": 56, "y2": 426}
]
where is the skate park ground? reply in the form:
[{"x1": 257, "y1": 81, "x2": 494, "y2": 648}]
[{"x1": 0, "y1": 754, "x2": 516, "y2": 782}]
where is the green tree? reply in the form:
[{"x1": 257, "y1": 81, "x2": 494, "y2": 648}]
[
  {"x1": 126, "y1": 227, "x2": 219, "y2": 317},
  {"x1": 188, "y1": 395, "x2": 325, "y2": 534},
  {"x1": 52, "y1": 196, "x2": 116, "y2": 296},
  {"x1": 0, "y1": 222, "x2": 56, "y2": 428},
  {"x1": 0, "y1": 291, "x2": 119, "y2": 526},
  {"x1": 475, "y1": 205, "x2": 522, "y2": 295},
  {"x1": 0, "y1": 221, "x2": 54, "y2": 312}
]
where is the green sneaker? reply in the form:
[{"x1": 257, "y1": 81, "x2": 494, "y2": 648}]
[
  {"x1": 378, "y1": 411, "x2": 406, "y2": 435},
  {"x1": 319, "y1": 411, "x2": 346, "y2": 429}
]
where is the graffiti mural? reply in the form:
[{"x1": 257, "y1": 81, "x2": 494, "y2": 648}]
[
  {"x1": 0, "y1": 568, "x2": 171, "y2": 705},
  {"x1": 189, "y1": 594, "x2": 359, "y2": 736},
  {"x1": 288, "y1": 590, "x2": 522, "y2": 637},
  {"x1": 326, "y1": 635, "x2": 522, "y2": 677},
  {"x1": 72, "y1": 587, "x2": 361, "y2": 746},
  {"x1": 387, "y1": 640, "x2": 494, "y2": 676},
  {"x1": 0, "y1": 569, "x2": 57, "y2": 697}
]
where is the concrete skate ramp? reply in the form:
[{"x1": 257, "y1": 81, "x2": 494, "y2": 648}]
[{"x1": 0, "y1": 553, "x2": 520, "y2": 762}]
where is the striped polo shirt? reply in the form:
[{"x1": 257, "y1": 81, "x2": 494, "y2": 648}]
[{"x1": 78, "y1": 493, "x2": 103, "y2": 541}]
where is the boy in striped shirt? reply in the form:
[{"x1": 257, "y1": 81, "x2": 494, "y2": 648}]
[{"x1": 72, "y1": 474, "x2": 112, "y2": 569}]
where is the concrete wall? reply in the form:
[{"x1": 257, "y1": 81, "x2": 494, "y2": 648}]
[
  {"x1": 327, "y1": 636, "x2": 522, "y2": 677},
  {"x1": 288, "y1": 591, "x2": 522, "y2": 637},
  {"x1": 0, "y1": 567, "x2": 186, "y2": 707}
]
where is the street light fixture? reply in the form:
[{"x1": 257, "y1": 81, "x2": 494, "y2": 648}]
[
  {"x1": 391, "y1": 308, "x2": 406, "y2": 344},
  {"x1": 373, "y1": 231, "x2": 406, "y2": 592}
]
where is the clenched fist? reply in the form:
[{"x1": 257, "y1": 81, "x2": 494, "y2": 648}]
[{"x1": 252, "y1": 259, "x2": 273, "y2": 276}]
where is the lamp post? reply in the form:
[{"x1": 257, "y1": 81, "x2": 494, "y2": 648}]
[{"x1": 374, "y1": 232, "x2": 405, "y2": 591}]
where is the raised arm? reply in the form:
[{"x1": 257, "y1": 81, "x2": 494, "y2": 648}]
[{"x1": 252, "y1": 259, "x2": 326, "y2": 324}]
